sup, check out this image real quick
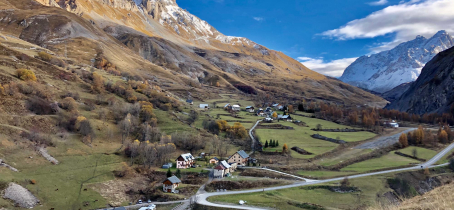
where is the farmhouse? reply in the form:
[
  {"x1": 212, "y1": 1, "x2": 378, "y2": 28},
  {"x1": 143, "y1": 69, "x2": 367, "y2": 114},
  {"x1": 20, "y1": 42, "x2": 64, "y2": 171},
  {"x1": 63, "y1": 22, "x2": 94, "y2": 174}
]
[
  {"x1": 199, "y1": 104, "x2": 209, "y2": 109},
  {"x1": 175, "y1": 153, "x2": 195, "y2": 169},
  {"x1": 228, "y1": 150, "x2": 250, "y2": 166},
  {"x1": 257, "y1": 110, "x2": 265, "y2": 117},
  {"x1": 213, "y1": 160, "x2": 231, "y2": 178},
  {"x1": 224, "y1": 103, "x2": 231, "y2": 110},
  {"x1": 229, "y1": 162, "x2": 237, "y2": 171},
  {"x1": 232, "y1": 105, "x2": 241, "y2": 111},
  {"x1": 245, "y1": 106, "x2": 255, "y2": 113},
  {"x1": 162, "y1": 175, "x2": 181, "y2": 193},
  {"x1": 209, "y1": 157, "x2": 219, "y2": 164}
]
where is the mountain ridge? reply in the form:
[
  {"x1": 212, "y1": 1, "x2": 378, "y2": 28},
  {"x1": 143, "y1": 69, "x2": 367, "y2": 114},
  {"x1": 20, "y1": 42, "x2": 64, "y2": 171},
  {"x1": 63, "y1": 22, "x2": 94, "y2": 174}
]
[
  {"x1": 385, "y1": 46, "x2": 454, "y2": 114},
  {"x1": 0, "y1": 0, "x2": 384, "y2": 105},
  {"x1": 340, "y1": 30, "x2": 454, "y2": 93}
]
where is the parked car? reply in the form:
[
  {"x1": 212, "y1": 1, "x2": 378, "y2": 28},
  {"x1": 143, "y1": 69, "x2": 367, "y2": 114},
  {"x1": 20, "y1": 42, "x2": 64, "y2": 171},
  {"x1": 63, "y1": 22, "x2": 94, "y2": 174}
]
[{"x1": 137, "y1": 199, "x2": 142, "y2": 204}]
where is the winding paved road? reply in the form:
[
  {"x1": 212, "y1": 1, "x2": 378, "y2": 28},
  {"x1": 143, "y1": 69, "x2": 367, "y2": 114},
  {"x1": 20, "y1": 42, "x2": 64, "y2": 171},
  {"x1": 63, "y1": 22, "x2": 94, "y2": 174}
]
[{"x1": 196, "y1": 141, "x2": 454, "y2": 210}]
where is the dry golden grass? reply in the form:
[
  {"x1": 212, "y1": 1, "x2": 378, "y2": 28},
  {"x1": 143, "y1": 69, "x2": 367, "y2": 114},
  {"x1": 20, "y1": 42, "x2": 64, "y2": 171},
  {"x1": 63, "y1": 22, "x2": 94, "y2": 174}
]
[{"x1": 370, "y1": 183, "x2": 454, "y2": 210}]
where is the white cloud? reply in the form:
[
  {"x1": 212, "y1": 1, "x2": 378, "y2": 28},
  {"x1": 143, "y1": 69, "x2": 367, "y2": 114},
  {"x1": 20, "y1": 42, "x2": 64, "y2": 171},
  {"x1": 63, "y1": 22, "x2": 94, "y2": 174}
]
[
  {"x1": 253, "y1": 17, "x2": 264, "y2": 21},
  {"x1": 322, "y1": 0, "x2": 454, "y2": 51},
  {"x1": 297, "y1": 57, "x2": 358, "y2": 77},
  {"x1": 368, "y1": 0, "x2": 388, "y2": 6}
]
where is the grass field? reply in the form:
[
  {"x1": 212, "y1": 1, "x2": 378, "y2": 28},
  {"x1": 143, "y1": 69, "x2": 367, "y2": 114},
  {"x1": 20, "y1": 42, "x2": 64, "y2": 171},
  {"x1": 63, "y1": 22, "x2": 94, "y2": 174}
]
[
  {"x1": 256, "y1": 114, "x2": 376, "y2": 158},
  {"x1": 0, "y1": 132, "x2": 126, "y2": 210},
  {"x1": 209, "y1": 175, "x2": 392, "y2": 210},
  {"x1": 316, "y1": 149, "x2": 373, "y2": 166},
  {"x1": 341, "y1": 153, "x2": 419, "y2": 173},
  {"x1": 397, "y1": 146, "x2": 438, "y2": 161}
]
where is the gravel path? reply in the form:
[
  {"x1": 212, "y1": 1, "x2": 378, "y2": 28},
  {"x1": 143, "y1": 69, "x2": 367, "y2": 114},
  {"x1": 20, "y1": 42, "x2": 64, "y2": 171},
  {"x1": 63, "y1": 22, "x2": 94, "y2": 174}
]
[
  {"x1": 37, "y1": 147, "x2": 59, "y2": 164},
  {"x1": 355, "y1": 128, "x2": 417, "y2": 149},
  {"x1": 3, "y1": 183, "x2": 40, "y2": 208}
]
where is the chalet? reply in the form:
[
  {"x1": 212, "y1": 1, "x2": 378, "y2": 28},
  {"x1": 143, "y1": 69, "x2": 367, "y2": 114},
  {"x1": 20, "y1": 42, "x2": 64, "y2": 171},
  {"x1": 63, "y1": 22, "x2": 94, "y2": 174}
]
[
  {"x1": 199, "y1": 104, "x2": 209, "y2": 109},
  {"x1": 257, "y1": 110, "x2": 265, "y2": 117},
  {"x1": 224, "y1": 103, "x2": 231, "y2": 110},
  {"x1": 277, "y1": 105, "x2": 284, "y2": 110},
  {"x1": 175, "y1": 153, "x2": 195, "y2": 169},
  {"x1": 209, "y1": 157, "x2": 219, "y2": 164},
  {"x1": 245, "y1": 106, "x2": 255, "y2": 113},
  {"x1": 272, "y1": 103, "x2": 279, "y2": 108},
  {"x1": 213, "y1": 160, "x2": 231, "y2": 178},
  {"x1": 162, "y1": 176, "x2": 181, "y2": 193},
  {"x1": 186, "y1": 99, "x2": 193, "y2": 105},
  {"x1": 232, "y1": 105, "x2": 241, "y2": 111},
  {"x1": 228, "y1": 150, "x2": 250, "y2": 166}
]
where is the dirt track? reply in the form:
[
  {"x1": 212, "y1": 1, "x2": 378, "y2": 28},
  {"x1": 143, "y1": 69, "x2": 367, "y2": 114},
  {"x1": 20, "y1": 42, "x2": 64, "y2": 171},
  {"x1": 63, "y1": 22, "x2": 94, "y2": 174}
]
[{"x1": 355, "y1": 128, "x2": 417, "y2": 149}]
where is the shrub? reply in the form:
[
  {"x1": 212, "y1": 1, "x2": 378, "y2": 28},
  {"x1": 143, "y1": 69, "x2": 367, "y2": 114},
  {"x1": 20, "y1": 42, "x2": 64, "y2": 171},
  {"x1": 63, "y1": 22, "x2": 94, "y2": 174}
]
[
  {"x1": 91, "y1": 72, "x2": 104, "y2": 93},
  {"x1": 60, "y1": 97, "x2": 78, "y2": 112},
  {"x1": 50, "y1": 57, "x2": 66, "y2": 68},
  {"x1": 17, "y1": 69, "x2": 37, "y2": 81},
  {"x1": 26, "y1": 97, "x2": 54, "y2": 115},
  {"x1": 0, "y1": 84, "x2": 4, "y2": 96},
  {"x1": 38, "y1": 51, "x2": 53, "y2": 61}
]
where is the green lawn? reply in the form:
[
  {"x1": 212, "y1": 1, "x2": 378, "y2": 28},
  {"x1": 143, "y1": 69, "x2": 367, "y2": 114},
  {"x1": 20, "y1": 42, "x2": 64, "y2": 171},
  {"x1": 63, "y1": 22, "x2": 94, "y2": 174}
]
[
  {"x1": 397, "y1": 146, "x2": 438, "y2": 160},
  {"x1": 209, "y1": 175, "x2": 392, "y2": 210},
  {"x1": 0, "y1": 135, "x2": 125, "y2": 210},
  {"x1": 341, "y1": 152, "x2": 419, "y2": 173},
  {"x1": 316, "y1": 149, "x2": 373, "y2": 166},
  {"x1": 255, "y1": 115, "x2": 376, "y2": 158},
  {"x1": 316, "y1": 131, "x2": 376, "y2": 142}
]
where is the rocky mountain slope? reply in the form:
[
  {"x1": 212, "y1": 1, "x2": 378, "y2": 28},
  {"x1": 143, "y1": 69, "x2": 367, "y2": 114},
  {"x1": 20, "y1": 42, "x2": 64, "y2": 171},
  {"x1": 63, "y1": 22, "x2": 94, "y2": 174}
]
[
  {"x1": 0, "y1": 0, "x2": 384, "y2": 105},
  {"x1": 385, "y1": 46, "x2": 454, "y2": 114},
  {"x1": 340, "y1": 30, "x2": 454, "y2": 93}
]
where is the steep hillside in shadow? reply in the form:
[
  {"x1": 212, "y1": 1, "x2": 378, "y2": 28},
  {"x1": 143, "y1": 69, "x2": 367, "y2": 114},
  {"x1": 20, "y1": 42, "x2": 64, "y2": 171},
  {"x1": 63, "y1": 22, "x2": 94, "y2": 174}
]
[{"x1": 386, "y1": 46, "x2": 454, "y2": 114}]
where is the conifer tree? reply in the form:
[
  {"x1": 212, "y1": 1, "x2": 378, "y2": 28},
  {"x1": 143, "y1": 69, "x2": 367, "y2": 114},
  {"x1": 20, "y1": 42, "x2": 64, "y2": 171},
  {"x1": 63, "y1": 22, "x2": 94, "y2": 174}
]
[
  {"x1": 264, "y1": 140, "x2": 269, "y2": 148},
  {"x1": 175, "y1": 169, "x2": 181, "y2": 178},
  {"x1": 276, "y1": 140, "x2": 279, "y2": 147},
  {"x1": 166, "y1": 168, "x2": 172, "y2": 177}
]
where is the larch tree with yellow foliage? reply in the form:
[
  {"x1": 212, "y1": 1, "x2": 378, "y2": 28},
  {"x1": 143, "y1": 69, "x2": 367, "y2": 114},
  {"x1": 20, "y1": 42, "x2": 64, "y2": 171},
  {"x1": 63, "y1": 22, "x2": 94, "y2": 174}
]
[
  {"x1": 17, "y1": 69, "x2": 37, "y2": 81},
  {"x1": 282, "y1": 143, "x2": 289, "y2": 153},
  {"x1": 399, "y1": 133, "x2": 408, "y2": 148}
]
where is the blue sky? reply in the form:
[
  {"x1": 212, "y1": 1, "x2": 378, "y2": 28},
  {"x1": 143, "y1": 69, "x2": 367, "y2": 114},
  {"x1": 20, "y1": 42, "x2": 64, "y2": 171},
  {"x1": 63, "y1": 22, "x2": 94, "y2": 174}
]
[{"x1": 177, "y1": 0, "x2": 454, "y2": 77}]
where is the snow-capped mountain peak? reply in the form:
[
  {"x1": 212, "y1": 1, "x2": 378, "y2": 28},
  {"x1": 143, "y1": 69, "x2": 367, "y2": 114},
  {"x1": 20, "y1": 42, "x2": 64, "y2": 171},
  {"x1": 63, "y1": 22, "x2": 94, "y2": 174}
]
[{"x1": 340, "y1": 30, "x2": 454, "y2": 93}]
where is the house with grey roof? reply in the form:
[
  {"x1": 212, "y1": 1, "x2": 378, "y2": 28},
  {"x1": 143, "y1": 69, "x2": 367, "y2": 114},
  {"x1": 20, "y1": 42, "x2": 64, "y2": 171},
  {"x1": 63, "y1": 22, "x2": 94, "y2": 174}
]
[
  {"x1": 162, "y1": 175, "x2": 181, "y2": 193},
  {"x1": 176, "y1": 153, "x2": 195, "y2": 169},
  {"x1": 228, "y1": 150, "x2": 250, "y2": 166}
]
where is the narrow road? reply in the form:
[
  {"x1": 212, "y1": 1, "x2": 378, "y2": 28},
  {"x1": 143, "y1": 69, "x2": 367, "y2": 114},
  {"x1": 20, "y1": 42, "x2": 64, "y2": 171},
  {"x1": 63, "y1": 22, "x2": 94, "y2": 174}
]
[
  {"x1": 240, "y1": 167, "x2": 314, "y2": 182},
  {"x1": 196, "y1": 141, "x2": 454, "y2": 210},
  {"x1": 249, "y1": 120, "x2": 262, "y2": 154}
]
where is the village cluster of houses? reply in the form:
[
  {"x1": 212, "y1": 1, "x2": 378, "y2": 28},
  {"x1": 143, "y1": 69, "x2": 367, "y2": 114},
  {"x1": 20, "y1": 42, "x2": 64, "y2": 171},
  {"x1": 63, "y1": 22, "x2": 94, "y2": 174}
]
[{"x1": 161, "y1": 150, "x2": 255, "y2": 193}]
